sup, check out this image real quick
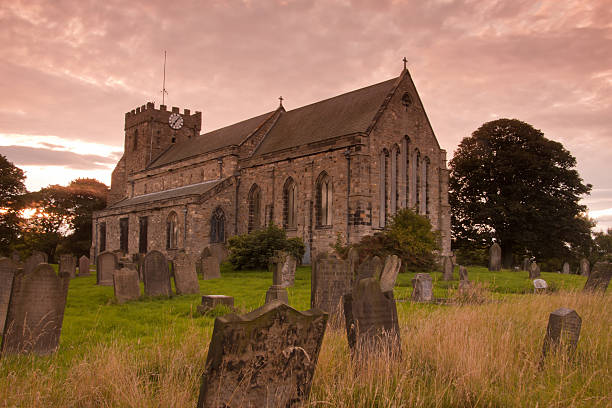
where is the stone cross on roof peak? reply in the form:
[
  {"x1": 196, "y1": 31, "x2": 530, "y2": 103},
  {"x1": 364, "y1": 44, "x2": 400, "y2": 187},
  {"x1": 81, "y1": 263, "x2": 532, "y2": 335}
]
[
  {"x1": 403, "y1": 57, "x2": 407, "y2": 70},
  {"x1": 279, "y1": 96, "x2": 284, "y2": 107}
]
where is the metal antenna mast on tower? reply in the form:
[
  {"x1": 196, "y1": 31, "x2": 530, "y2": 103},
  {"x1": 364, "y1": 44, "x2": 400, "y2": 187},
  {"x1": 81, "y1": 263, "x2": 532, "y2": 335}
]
[{"x1": 161, "y1": 50, "x2": 168, "y2": 104}]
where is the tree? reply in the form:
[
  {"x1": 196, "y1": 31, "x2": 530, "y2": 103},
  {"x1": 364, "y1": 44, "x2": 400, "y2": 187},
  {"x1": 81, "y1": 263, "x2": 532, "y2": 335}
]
[
  {"x1": 593, "y1": 228, "x2": 612, "y2": 262},
  {"x1": 0, "y1": 154, "x2": 27, "y2": 254},
  {"x1": 449, "y1": 118, "x2": 592, "y2": 267}
]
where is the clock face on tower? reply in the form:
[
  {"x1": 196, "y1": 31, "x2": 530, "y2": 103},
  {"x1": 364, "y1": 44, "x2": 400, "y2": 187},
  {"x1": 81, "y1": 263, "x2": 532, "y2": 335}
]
[{"x1": 168, "y1": 113, "x2": 184, "y2": 129}]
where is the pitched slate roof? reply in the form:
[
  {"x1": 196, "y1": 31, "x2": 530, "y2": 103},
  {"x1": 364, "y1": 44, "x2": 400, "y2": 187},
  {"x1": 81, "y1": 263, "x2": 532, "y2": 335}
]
[
  {"x1": 149, "y1": 110, "x2": 276, "y2": 168},
  {"x1": 108, "y1": 179, "x2": 224, "y2": 208},
  {"x1": 254, "y1": 76, "x2": 398, "y2": 156}
]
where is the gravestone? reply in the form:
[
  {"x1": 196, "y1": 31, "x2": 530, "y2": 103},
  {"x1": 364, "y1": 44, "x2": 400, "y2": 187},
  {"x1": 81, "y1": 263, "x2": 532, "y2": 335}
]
[
  {"x1": 488, "y1": 243, "x2": 502, "y2": 271},
  {"x1": 132, "y1": 253, "x2": 145, "y2": 281},
  {"x1": 533, "y1": 278, "x2": 548, "y2": 293},
  {"x1": 583, "y1": 262, "x2": 612, "y2": 293},
  {"x1": 196, "y1": 301, "x2": 328, "y2": 408},
  {"x1": 209, "y1": 243, "x2": 228, "y2": 263},
  {"x1": 269, "y1": 251, "x2": 296, "y2": 288},
  {"x1": 143, "y1": 250, "x2": 172, "y2": 297},
  {"x1": 78, "y1": 255, "x2": 90, "y2": 276},
  {"x1": 1, "y1": 263, "x2": 69, "y2": 355},
  {"x1": 529, "y1": 262, "x2": 541, "y2": 279},
  {"x1": 459, "y1": 265, "x2": 469, "y2": 282},
  {"x1": 347, "y1": 247, "x2": 360, "y2": 282},
  {"x1": 0, "y1": 258, "x2": 17, "y2": 333},
  {"x1": 113, "y1": 267, "x2": 140, "y2": 304},
  {"x1": 522, "y1": 257, "x2": 531, "y2": 272},
  {"x1": 200, "y1": 248, "x2": 221, "y2": 280},
  {"x1": 541, "y1": 308, "x2": 581, "y2": 361},
  {"x1": 412, "y1": 273, "x2": 433, "y2": 302},
  {"x1": 96, "y1": 251, "x2": 117, "y2": 286},
  {"x1": 355, "y1": 256, "x2": 382, "y2": 283},
  {"x1": 24, "y1": 251, "x2": 46, "y2": 275},
  {"x1": 442, "y1": 255, "x2": 454, "y2": 281},
  {"x1": 197, "y1": 295, "x2": 234, "y2": 314},
  {"x1": 311, "y1": 254, "x2": 351, "y2": 315},
  {"x1": 265, "y1": 256, "x2": 289, "y2": 304},
  {"x1": 343, "y1": 277, "x2": 400, "y2": 355},
  {"x1": 580, "y1": 258, "x2": 590, "y2": 277},
  {"x1": 59, "y1": 254, "x2": 77, "y2": 279},
  {"x1": 380, "y1": 255, "x2": 401, "y2": 292},
  {"x1": 173, "y1": 251, "x2": 200, "y2": 295},
  {"x1": 562, "y1": 262, "x2": 570, "y2": 275}
]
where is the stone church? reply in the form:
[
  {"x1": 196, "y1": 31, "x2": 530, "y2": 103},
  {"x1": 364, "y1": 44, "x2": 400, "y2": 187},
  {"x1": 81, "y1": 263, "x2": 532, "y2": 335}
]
[{"x1": 92, "y1": 65, "x2": 451, "y2": 263}]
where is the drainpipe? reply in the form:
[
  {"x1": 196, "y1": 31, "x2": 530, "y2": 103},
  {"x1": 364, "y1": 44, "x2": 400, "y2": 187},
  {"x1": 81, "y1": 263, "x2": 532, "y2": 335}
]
[{"x1": 344, "y1": 148, "x2": 351, "y2": 245}]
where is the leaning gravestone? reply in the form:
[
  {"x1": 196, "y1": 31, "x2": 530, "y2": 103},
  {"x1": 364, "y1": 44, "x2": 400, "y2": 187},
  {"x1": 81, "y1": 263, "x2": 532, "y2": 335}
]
[
  {"x1": 583, "y1": 262, "x2": 612, "y2": 293},
  {"x1": 78, "y1": 255, "x2": 90, "y2": 276},
  {"x1": 1, "y1": 263, "x2": 69, "y2": 355},
  {"x1": 143, "y1": 250, "x2": 172, "y2": 297},
  {"x1": 355, "y1": 256, "x2": 383, "y2": 283},
  {"x1": 529, "y1": 262, "x2": 541, "y2": 279},
  {"x1": 59, "y1": 254, "x2": 77, "y2": 279},
  {"x1": 380, "y1": 255, "x2": 401, "y2": 292},
  {"x1": 113, "y1": 267, "x2": 140, "y2": 304},
  {"x1": 343, "y1": 277, "x2": 400, "y2": 355},
  {"x1": 200, "y1": 248, "x2": 221, "y2": 280},
  {"x1": 580, "y1": 258, "x2": 590, "y2": 277},
  {"x1": 562, "y1": 262, "x2": 570, "y2": 275},
  {"x1": 442, "y1": 255, "x2": 454, "y2": 281},
  {"x1": 24, "y1": 251, "x2": 46, "y2": 275},
  {"x1": 412, "y1": 273, "x2": 433, "y2": 302},
  {"x1": 541, "y1": 308, "x2": 581, "y2": 362},
  {"x1": 173, "y1": 251, "x2": 200, "y2": 295},
  {"x1": 488, "y1": 243, "x2": 502, "y2": 271},
  {"x1": 311, "y1": 254, "x2": 351, "y2": 315},
  {"x1": 96, "y1": 251, "x2": 117, "y2": 286},
  {"x1": 265, "y1": 255, "x2": 289, "y2": 304},
  {"x1": 0, "y1": 258, "x2": 17, "y2": 333},
  {"x1": 196, "y1": 301, "x2": 328, "y2": 408}
]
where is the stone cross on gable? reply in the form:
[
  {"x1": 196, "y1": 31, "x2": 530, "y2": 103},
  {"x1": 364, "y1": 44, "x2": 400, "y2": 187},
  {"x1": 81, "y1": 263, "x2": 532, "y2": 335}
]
[
  {"x1": 279, "y1": 96, "x2": 284, "y2": 107},
  {"x1": 403, "y1": 57, "x2": 407, "y2": 69}
]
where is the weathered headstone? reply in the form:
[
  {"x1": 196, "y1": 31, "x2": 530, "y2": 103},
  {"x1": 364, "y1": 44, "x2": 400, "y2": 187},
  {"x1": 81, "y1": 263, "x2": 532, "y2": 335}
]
[
  {"x1": 1, "y1": 263, "x2": 69, "y2": 355},
  {"x1": 78, "y1": 255, "x2": 90, "y2": 276},
  {"x1": 459, "y1": 265, "x2": 469, "y2": 282},
  {"x1": 580, "y1": 258, "x2": 590, "y2": 277},
  {"x1": 562, "y1": 262, "x2": 570, "y2": 275},
  {"x1": 200, "y1": 248, "x2": 221, "y2": 280},
  {"x1": 209, "y1": 243, "x2": 228, "y2": 262},
  {"x1": 442, "y1": 255, "x2": 454, "y2": 281},
  {"x1": 412, "y1": 273, "x2": 433, "y2": 302},
  {"x1": 0, "y1": 258, "x2": 17, "y2": 333},
  {"x1": 196, "y1": 301, "x2": 328, "y2": 408},
  {"x1": 197, "y1": 295, "x2": 234, "y2": 314},
  {"x1": 488, "y1": 243, "x2": 502, "y2": 271},
  {"x1": 113, "y1": 267, "x2": 140, "y2": 304},
  {"x1": 96, "y1": 251, "x2": 117, "y2": 286},
  {"x1": 355, "y1": 256, "x2": 382, "y2": 283},
  {"x1": 59, "y1": 254, "x2": 77, "y2": 279},
  {"x1": 529, "y1": 262, "x2": 541, "y2": 279},
  {"x1": 265, "y1": 256, "x2": 289, "y2": 304},
  {"x1": 583, "y1": 262, "x2": 612, "y2": 293},
  {"x1": 173, "y1": 251, "x2": 200, "y2": 295},
  {"x1": 311, "y1": 254, "x2": 351, "y2": 315},
  {"x1": 132, "y1": 253, "x2": 145, "y2": 281},
  {"x1": 522, "y1": 257, "x2": 531, "y2": 272},
  {"x1": 533, "y1": 278, "x2": 548, "y2": 294},
  {"x1": 343, "y1": 277, "x2": 400, "y2": 354},
  {"x1": 23, "y1": 251, "x2": 46, "y2": 275},
  {"x1": 380, "y1": 255, "x2": 401, "y2": 292},
  {"x1": 541, "y1": 308, "x2": 581, "y2": 362},
  {"x1": 280, "y1": 254, "x2": 297, "y2": 288},
  {"x1": 143, "y1": 250, "x2": 172, "y2": 297}
]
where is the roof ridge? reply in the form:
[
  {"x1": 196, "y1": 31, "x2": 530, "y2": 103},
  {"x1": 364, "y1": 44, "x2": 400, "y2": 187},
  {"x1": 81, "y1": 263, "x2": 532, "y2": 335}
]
[{"x1": 364, "y1": 69, "x2": 407, "y2": 135}]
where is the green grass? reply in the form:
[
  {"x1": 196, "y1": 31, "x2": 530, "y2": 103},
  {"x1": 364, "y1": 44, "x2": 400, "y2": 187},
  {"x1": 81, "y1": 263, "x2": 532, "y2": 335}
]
[{"x1": 0, "y1": 263, "x2": 609, "y2": 407}]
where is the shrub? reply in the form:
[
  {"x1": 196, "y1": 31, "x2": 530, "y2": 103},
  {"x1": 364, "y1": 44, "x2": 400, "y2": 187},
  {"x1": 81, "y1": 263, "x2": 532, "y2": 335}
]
[
  {"x1": 227, "y1": 224, "x2": 305, "y2": 270},
  {"x1": 454, "y1": 246, "x2": 488, "y2": 267},
  {"x1": 350, "y1": 208, "x2": 440, "y2": 271}
]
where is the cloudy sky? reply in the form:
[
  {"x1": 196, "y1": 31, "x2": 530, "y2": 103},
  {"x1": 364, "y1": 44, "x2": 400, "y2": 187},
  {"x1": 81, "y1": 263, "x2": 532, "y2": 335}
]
[{"x1": 1, "y1": 0, "x2": 610, "y2": 230}]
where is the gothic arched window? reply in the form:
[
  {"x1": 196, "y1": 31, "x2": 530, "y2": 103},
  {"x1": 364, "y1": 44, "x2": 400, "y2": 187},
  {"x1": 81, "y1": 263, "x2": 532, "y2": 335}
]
[
  {"x1": 283, "y1": 177, "x2": 298, "y2": 229},
  {"x1": 166, "y1": 211, "x2": 179, "y2": 249},
  {"x1": 210, "y1": 207, "x2": 226, "y2": 243},
  {"x1": 379, "y1": 149, "x2": 389, "y2": 227},
  {"x1": 413, "y1": 149, "x2": 420, "y2": 211},
  {"x1": 423, "y1": 157, "x2": 430, "y2": 215},
  {"x1": 390, "y1": 144, "x2": 399, "y2": 215},
  {"x1": 248, "y1": 184, "x2": 261, "y2": 233},
  {"x1": 133, "y1": 129, "x2": 138, "y2": 151},
  {"x1": 316, "y1": 172, "x2": 332, "y2": 226}
]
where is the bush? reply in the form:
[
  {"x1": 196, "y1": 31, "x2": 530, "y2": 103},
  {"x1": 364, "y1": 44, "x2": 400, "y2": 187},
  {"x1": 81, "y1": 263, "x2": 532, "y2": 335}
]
[
  {"x1": 227, "y1": 224, "x2": 305, "y2": 270},
  {"x1": 454, "y1": 246, "x2": 488, "y2": 267},
  {"x1": 350, "y1": 208, "x2": 440, "y2": 271}
]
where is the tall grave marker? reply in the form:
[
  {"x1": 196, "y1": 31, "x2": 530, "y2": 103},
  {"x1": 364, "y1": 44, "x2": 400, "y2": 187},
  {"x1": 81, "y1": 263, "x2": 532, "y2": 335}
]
[
  {"x1": 97, "y1": 251, "x2": 117, "y2": 286},
  {"x1": 173, "y1": 251, "x2": 200, "y2": 295},
  {"x1": 311, "y1": 253, "x2": 351, "y2": 316},
  {"x1": 113, "y1": 267, "x2": 140, "y2": 303},
  {"x1": 143, "y1": 250, "x2": 172, "y2": 297},
  {"x1": 488, "y1": 243, "x2": 502, "y2": 271},
  {"x1": 59, "y1": 254, "x2": 77, "y2": 279},
  {"x1": 0, "y1": 258, "x2": 17, "y2": 333},
  {"x1": 78, "y1": 255, "x2": 90, "y2": 276},
  {"x1": 583, "y1": 262, "x2": 612, "y2": 293}
]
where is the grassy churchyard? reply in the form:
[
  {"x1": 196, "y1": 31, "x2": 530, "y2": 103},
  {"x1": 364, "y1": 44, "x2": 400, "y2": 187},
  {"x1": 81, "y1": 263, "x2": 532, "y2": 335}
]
[{"x1": 0, "y1": 264, "x2": 610, "y2": 407}]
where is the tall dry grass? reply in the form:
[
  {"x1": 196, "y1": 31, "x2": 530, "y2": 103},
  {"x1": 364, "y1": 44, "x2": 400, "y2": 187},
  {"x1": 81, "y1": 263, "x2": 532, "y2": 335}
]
[{"x1": 1, "y1": 291, "x2": 610, "y2": 407}]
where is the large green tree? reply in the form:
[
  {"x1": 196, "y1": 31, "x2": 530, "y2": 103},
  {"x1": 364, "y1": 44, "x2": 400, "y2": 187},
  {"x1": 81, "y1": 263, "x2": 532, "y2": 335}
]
[
  {"x1": 449, "y1": 118, "x2": 592, "y2": 267},
  {"x1": 0, "y1": 154, "x2": 27, "y2": 254}
]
